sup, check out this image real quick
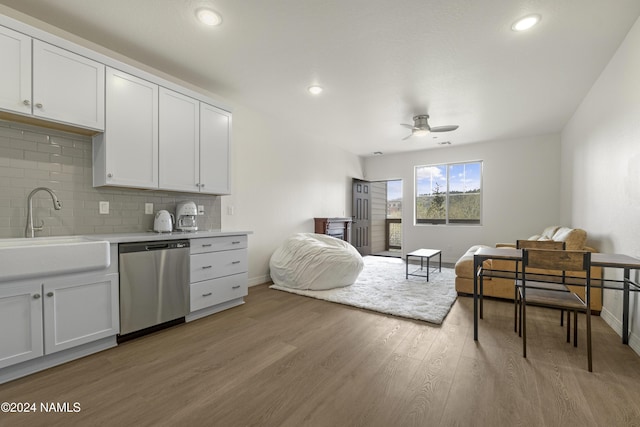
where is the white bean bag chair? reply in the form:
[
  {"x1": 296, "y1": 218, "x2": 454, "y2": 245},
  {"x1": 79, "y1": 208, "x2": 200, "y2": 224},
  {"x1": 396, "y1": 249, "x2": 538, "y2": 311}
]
[{"x1": 269, "y1": 233, "x2": 364, "y2": 290}]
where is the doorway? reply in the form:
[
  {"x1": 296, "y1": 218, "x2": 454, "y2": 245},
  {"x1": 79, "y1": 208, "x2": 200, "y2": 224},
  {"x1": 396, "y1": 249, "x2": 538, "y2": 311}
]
[{"x1": 352, "y1": 178, "x2": 402, "y2": 257}]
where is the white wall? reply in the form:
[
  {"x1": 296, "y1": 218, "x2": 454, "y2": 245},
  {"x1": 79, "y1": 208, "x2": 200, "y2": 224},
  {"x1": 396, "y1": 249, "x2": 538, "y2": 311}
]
[
  {"x1": 561, "y1": 16, "x2": 640, "y2": 353},
  {"x1": 221, "y1": 103, "x2": 364, "y2": 285},
  {"x1": 363, "y1": 134, "x2": 562, "y2": 263}
]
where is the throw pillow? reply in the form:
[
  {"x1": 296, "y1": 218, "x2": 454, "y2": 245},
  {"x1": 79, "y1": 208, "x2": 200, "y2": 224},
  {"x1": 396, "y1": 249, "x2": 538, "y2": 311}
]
[
  {"x1": 552, "y1": 227, "x2": 587, "y2": 250},
  {"x1": 541, "y1": 226, "x2": 561, "y2": 239}
]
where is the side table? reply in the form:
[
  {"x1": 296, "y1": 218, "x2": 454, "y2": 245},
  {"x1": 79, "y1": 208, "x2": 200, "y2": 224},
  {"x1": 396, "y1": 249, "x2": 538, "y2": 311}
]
[{"x1": 406, "y1": 249, "x2": 442, "y2": 281}]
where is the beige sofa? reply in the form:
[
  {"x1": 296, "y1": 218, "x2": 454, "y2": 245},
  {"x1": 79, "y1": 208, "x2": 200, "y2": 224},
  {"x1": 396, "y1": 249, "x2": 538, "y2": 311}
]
[{"x1": 454, "y1": 226, "x2": 603, "y2": 313}]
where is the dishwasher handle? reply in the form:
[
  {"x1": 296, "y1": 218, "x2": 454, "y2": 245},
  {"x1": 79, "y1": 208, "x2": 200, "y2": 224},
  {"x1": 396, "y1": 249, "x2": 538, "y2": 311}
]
[
  {"x1": 145, "y1": 243, "x2": 170, "y2": 251},
  {"x1": 119, "y1": 239, "x2": 190, "y2": 254}
]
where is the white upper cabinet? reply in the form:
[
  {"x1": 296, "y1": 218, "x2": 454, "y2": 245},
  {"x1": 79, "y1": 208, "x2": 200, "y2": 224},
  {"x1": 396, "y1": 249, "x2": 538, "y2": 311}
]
[
  {"x1": 200, "y1": 103, "x2": 231, "y2": 195},
  {"x1": 159, "y1": 88, "x2": 200, "y2": 192},
  {"x1": 32, "y1": 40, "x2": 105, "y2": 130},
  {"x1": 0, "y1": 26, "x2": 31, "y2": 115},
  {"x1": 93, "y1": 68, "x2": 159, "y2": 189},
  {"x1": 158, "y1": 88, "x2": 231, "y2": 195},
  {"x1": 0, "y1": 27, "x2": 105, "y2": 131},
  {"x1": 1, "y1": 18, "x2": 232, "y2": 195}
]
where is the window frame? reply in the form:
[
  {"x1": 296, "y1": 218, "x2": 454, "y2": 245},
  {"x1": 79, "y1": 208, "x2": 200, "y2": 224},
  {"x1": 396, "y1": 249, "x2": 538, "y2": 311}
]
[{"x1": 414, "y1": 160, "x2": 483, "y2": 226}]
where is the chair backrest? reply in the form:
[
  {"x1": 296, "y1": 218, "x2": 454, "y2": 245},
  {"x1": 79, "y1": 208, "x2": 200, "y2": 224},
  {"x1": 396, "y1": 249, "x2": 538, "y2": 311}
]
[
  {"x1": 521, "y1": 248, "x2": 592, "y2": 303},
  {"x1": 522, "y1": 248, "x2": 589, "y2": 272},
  {"x1": 516, "y1": 239, "x2": 565, "y2": 250},
  {"x1": 515, "y1": 240, "x2": 566, "y2": 279}
]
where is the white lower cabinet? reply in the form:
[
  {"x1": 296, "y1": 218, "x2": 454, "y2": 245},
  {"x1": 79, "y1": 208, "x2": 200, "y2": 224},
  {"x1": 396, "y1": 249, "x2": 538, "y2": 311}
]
[
  {"x1": 0, "y1": 282, "x2": 43, "y2": 370},
  {"x1": 0, "y1": 272, "x2": 119, "y2": 371},
  {"x1": 190, "y1": 273, "x2": 248, "y2": 313},
  {"x1": 188, "y1": 236, "x2": 248, "y2": 320},
  {"x1": 43, "y1": 273, "x2": 119, "y2": 354}
]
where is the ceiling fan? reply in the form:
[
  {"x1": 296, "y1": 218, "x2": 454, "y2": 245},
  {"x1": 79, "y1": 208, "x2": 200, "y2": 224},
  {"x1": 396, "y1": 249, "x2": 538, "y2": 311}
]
[{"x1": 401, "y1": 114, "x2": 459, "y2": 140}]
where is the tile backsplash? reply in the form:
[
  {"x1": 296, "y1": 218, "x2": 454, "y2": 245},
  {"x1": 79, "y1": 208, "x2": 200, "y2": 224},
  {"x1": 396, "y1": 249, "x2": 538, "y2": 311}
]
[{"x1": 0, "y1": 120, "x2": 221, "y2": 238}]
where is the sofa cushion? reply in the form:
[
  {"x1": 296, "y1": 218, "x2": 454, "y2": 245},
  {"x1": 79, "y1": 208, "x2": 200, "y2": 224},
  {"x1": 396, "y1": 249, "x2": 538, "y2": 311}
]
[{"x1": 552, "y1": 227, "x2": 587, "y2": 250}]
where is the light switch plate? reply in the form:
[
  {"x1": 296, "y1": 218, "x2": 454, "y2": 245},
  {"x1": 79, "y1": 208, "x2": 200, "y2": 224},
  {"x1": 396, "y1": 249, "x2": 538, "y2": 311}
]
[
  {"x1": 197, "y1": 205, "x2": 205, "y2": 215},
  {"x1": 99, "y1": 201, "x2": 109, "y2": 214},
  {"x1": 145, "y1": 203, "x2": 154, "y2": 214}
]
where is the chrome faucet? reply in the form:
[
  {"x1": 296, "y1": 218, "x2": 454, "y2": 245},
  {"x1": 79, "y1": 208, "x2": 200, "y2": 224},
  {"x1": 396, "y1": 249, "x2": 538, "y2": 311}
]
[{"x1": 25, "y1": 187, "x2": 62, "y2": 238}]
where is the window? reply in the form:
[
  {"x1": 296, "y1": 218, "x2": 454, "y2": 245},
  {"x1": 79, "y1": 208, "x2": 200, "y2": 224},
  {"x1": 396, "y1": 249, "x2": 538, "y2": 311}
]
[
  {"x1": 415, "y1": 161, "x2": 482, "y2": 225},
  {"x1": 386, "y1": 180, "x2": 402, "y2": 219}
]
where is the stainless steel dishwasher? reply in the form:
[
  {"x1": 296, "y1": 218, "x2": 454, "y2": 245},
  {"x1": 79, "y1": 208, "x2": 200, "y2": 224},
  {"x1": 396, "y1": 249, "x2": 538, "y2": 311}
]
[{"x1": 118, "y1": 239, "x2": 190, "y2": 340}]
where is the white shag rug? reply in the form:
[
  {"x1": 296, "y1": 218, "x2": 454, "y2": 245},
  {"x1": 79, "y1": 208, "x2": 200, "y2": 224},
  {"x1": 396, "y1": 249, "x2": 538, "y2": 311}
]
[{"x1": 269, "y1": 255, "x2": 457, "y2": 324}]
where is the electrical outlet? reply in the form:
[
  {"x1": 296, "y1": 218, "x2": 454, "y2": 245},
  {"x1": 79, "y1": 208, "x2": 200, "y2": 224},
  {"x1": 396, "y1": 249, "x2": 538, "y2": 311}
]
[
  {"x1": 99, "y1": 201, "x2": 109, "y2": 214},
  {"x1": 197, "y1": 205, "x2": 205, "y2": 215},
  {"x1": 145, "y1": 203, "x2": 154, "y2": 214},
  {"x1": 227, "y1": 206, "x2": 235, "y2": 215}
]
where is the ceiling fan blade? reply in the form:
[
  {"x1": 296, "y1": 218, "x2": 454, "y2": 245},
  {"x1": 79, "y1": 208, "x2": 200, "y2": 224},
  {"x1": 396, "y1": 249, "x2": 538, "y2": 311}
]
[
  {"x1": 401, "y1": 133, "x2": 413, "y2": 140},
  {"x1": 400, "y1": 123, "x2": 416, "y2": 129},
  {"x1": 430, "y1": 125, "x2": 459, "y2": 132}
]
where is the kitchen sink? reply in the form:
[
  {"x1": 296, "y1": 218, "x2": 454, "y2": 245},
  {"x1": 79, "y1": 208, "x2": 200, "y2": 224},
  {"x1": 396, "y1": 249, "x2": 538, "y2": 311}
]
[{"x1": 0, "y1": 236, "x2": 110, "y2": 282}]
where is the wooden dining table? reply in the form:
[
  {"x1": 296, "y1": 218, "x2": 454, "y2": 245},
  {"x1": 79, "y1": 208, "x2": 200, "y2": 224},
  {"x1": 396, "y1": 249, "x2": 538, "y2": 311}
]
[{"x1": 472, "y1": 247, "x2": 640, "y2": 344}]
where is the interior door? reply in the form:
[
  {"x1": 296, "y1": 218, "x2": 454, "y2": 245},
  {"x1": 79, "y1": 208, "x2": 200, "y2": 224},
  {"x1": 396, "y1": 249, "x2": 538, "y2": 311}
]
[{"x1": 352, "y1": 179, "x2": 371, "y2": 255}]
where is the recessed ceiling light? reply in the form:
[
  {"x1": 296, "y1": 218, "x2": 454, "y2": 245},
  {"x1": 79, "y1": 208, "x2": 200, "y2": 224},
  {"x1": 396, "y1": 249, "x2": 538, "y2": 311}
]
[
  {"x1": 308, "y1": 85, "x2": 323, "y2": 95},
  {"x1": 511, "y1": 14, "x2": 541, "y2": 31},
  {"x1": 196, "y1": 8, "x2": 222, "y2": 26}
]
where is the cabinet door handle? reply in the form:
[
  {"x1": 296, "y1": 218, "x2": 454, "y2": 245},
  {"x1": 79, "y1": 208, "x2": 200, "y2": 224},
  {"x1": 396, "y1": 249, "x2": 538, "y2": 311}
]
[
  {"x1": 232, "y1": 261, "x2": 241, "y2": 264},
  {"x1": 200, "y1": 183, "x2": 205, "y2": 188},
  {"x1": 232, "y1": 285, "x2": 240, "y2": 289},
  {"x1": 202, "y1": 244, "x2": 212, "y2": 247},
  {"x1": 202, "y1": 265, "x2": 213, "y2": 269},
  {"x1": 232, "y1": 241, "x2": 241, "y2": 244},
  {"x1": 33, "y1": 293, "x2": 41, "y2": 299},
  {"x1": 202, "y1": 292, "x2": 212, "y2": 297},
  {"x1": 35, "y1": 103, "x2": 43, "y2": 109},
  {"x1": 107, "y1": 173, "x2": 113, "y2": 178},
  {"x1": 47, "y1": 292, "x2": 54, "y2": 297},
  {"x1": 23, "y1": 99, "x2": 31, "y2": 106}
]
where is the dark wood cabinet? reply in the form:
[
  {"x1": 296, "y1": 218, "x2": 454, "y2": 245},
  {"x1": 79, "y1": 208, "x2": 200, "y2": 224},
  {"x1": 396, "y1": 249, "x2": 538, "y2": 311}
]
[{"x1": 314, "y1": 217, "x2": 352, "y2": 242}]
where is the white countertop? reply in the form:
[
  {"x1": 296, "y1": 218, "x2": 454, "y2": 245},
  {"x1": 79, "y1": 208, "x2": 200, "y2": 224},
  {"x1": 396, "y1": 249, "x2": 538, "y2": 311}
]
[
  {"x1": 0, "y1": 230, "x2": 254, "y2": 245},
  {"x1": 85, "y1": 230, "x2": 253, "y2": 244}
]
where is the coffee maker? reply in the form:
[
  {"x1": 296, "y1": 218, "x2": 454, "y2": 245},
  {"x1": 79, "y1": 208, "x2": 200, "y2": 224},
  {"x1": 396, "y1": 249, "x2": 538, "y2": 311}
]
[{"x1": 175, "y1": 201, "x2": 198, "y2": 232}]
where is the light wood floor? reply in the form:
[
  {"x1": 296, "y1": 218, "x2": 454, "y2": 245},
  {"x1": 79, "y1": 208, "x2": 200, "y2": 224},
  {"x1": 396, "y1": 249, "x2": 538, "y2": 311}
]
[{"x1": 2, "y1": 284, "x2": 640, "y2": 426}]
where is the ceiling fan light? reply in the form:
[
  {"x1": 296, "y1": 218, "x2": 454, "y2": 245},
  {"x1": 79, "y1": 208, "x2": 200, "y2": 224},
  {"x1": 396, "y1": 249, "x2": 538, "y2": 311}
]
[
  {"x1": 196, "y1": 8, "x2": 222, "y2": 26},
  {"x1": 512, "y1": 14, "x2": 541, "y2": 31},
  {"x1": 413, "y1": 129, "x2": 430, "y2": 137},
  {"x1": 308, "y1": 85, "x2": 323, "y2": 95}
]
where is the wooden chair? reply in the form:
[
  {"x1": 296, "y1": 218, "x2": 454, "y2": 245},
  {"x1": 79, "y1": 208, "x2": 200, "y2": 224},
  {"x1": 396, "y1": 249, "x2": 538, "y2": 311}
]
[
  {"x1": 514, "y1": 240, "x2": 568, "y2": 338},
  {"x1": 518, "y1": 248, "x2": 593, "y2": 372}
]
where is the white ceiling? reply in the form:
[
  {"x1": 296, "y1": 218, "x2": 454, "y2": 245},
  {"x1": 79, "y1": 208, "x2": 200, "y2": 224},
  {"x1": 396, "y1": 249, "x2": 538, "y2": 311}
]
[{"x1": 2, "y1": 0, "x2": 639, "y2": 156}]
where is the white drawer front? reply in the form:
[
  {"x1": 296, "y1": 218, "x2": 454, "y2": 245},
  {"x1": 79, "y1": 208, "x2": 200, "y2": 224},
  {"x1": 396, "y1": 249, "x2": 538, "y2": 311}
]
[
  {"x1": 190, "y1": 249, "x2": 247, "y2": 283},
  {"x1": 190, "y1": 273, "x2": 248, "y2": 312},
  {"x1": 190, "y1": 235, "x2": 248, "y2": 254}
]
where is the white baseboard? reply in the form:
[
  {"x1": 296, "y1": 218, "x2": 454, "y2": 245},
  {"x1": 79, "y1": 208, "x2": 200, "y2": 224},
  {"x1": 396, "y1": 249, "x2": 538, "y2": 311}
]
[
  {"x1": 249, "y1": 274, "x2": 271, "y2": 287},
  {"x1": 186, "y1": 298, "x2": 244, "y2": 322},
  {"x1": 600, "y1": 307, "x2": 640, "y2": 356},
  {"x1": 0, "y1": 336, "x2": 117, "y2": 385}
]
